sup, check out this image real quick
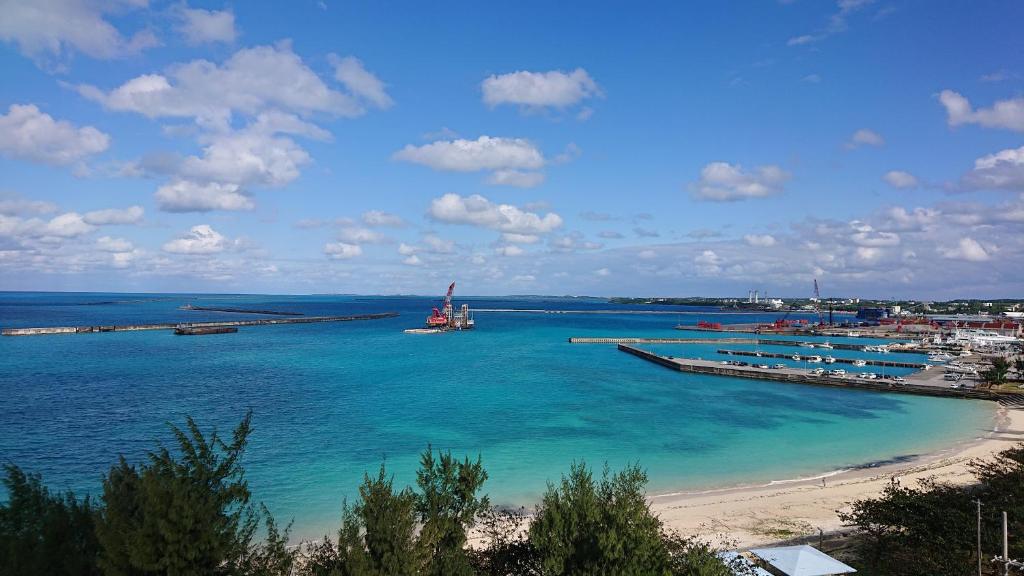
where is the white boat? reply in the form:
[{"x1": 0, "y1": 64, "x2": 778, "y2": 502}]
[
  {"x1": 818, "y1": 342, "x2": 834, "y2": 349},
  {"x1": 853, "y1": 359, "x2": 867, "y2": 367},
  {"x1": 807, "y1": 355, "x2": 823, "y2": 363},
  {"x1": 824, "y1": 356, "x2": 836, "y2": 364},
  {"x1": 800, "y1": 342, "x2": 815, "y2": 348},
  {"x1": 951, "y1": 329, "x2": 1021, "y2": 347},
  {"x1": 791, "y1": 354, "x2": 801, "y2": 361}
]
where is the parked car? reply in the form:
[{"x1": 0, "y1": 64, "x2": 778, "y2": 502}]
[
  {"x1": 828, "y1": 369, "x2": 846, "y2": 376},
  {"x1": 772, "y1": 363, "x2": 786, "y2": 369}
]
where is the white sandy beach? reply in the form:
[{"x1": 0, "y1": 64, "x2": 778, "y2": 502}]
[{"x1": 650, "y1": 404, "x2": 1024, "y2": 548}]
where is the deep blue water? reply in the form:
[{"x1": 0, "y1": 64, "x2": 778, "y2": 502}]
[{"x1": 0, "y1": 292, "x2": 994, "y2": 539}]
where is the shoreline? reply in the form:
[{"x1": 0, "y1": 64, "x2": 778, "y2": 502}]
[{"x1": 649, "y1": 404, "x2": 1022, "y2": 548}]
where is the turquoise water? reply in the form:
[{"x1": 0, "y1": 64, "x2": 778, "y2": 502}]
[{"x1": 0, "y1": 293, "x2": 995, "y2": 539}]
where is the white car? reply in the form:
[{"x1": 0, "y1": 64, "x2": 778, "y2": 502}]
[
  {"x1": 772, "y1": 363, "x2": 786, "y2": 369},
  {"x1": 828, "y1": 369, "x2": 846, "y2": 376},
  {"x1": 811, "y1": 368, "x2": 825, "y2": 375}
]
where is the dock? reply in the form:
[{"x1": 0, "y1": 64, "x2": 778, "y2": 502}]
[
  {"x1": 715, "y1": 349, "x2": 927, "y2": 369},
  {"x1": 1, "y1": 312, "x2": 399, "y2": 336},
  {"x1": 568, "y1": 337, "x2": 757, "y2": 344},
  {"x1": 616, "y1": 344, "x2": 1019, "y2": 402}
]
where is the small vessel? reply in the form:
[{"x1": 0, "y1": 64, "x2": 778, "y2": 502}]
[
  {"x1": 823, "y1": 356, "x2": 836, "y2": 364},
  {"x1": 818, "y1": 342, "x2": 834, "y2": 349},
  {"x1": 791, "y1": 354, "x2": 801, "y2": 361},
  {"x1": 807, "y1": 355, "x2": 823, "y2": 363},
  {"x1": 800, "y1": 342, "x2": 815, "y2": 348},
  {"x1": 853, "y1": 359, "x2": 867, "y2": 367}
]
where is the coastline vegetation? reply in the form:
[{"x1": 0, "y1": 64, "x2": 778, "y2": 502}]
[
  {"x1": 5, "y1": 411, "x2": 1024, "y2": 575},
  {"x1": 0, "y1": 413, "x2": 744, "y2": 576}
]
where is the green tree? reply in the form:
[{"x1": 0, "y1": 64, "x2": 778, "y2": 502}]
[
  {"x1": 1013, "y1": 357, "x2": 1024, "y2": 379},
  {"x1": 469, "y1": 506, "x2": 540, "y2": 576},
  {"x1": 415, "y1": 447, "x2": 489, "y2": 576},
  {"x1": 971, "y1": 443, "x2": 1024, "y2": 561},
  {"x1": 95, "y1": 411, "x2": 291, "y2": 576},
  {"x1": 838, "y1": 478, "x2": 976, "y2": 575},
  {"x1": 0, "y1": 465, "x2": 100, "y2": 576},
  {"x1": 301, "y1": 465, "x2": 421, "y2": 576},
  {"x1": 982, "y1": 357, "x2": 1011, "y2": 387},
  {"x1": 529, "y1": 463, "x2": 671, "y2": 576}
]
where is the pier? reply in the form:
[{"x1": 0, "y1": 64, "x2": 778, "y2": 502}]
[
  {"x1": 616, "y1": 344, "x2": 1019, "y2": 402},
  {"x1": 568, "y1": 337, "x2": 756, "y2": 344},
  {"x1": 715, "y1": 349, "x2": 927, "y2": 369},
  {"x1": 1, "y1": 312, "x2": 399, "y2": 336}
]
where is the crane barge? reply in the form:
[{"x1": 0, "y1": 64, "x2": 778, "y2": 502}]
[{"x1": 405, "y1": 281, "x2": 474, "y2": 333}]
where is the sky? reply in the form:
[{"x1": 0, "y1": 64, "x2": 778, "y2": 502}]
[{"x1": 0, "y1": 0, "x2": 1022, "y2": 299}]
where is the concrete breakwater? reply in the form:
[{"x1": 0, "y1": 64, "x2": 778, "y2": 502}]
[
  {"x1": 1, "y1": 312, "x2": 399, "y2": 336},
  {"x1": 716, "y1": 348, "x2": 927, "y2": 369},
  {"x1": 617, "y1": 344, "x2": 1012, "y2": 402}
]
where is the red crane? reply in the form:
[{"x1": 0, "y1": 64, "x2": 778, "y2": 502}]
[{"x1": 426, "y1": 282, "x2": 456, "y2": 328}]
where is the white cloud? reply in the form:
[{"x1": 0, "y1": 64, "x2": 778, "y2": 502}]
[
  {"x1": 743, "y1": 234, "x2": 777, "y2": 247},
  {"x1": 428, "y1": 193, "x2": 562, "y2": 235},
  {"x1": 77, "y1": 43, "x2": 366, "y2": 124},
  {"x1": 594, "y1": 267, "x2": 611, "y2": 277},
  {"x1": 422, "y1": 234, "x2": 455, "y2": 253},
  {"x1": 324, "y1": 242, "x2": 362, "y2": 259},
  {"x1": 598, "y1": 230, "x2": 624, "y2": 239},
  {"x1": 95, "y1": 236, "x2": 133, "y2": 252},
  {"x1": 481, "y1": 68, "x2": 600, "y2": 109},
  {"x1": 330, "y1": 55, "x2": 393, "y2": 109},
  {"x1": 495, "y1": 245, "x2": 524, "y2": 257},
  {"x1": 638, "y1": 249, "x2": 656, "y2": 259},
  {"x1": 0, "y1": 194, "x2": 57, "y2": 216},
  {"x1": 163, "y1": 224, "x2": 228, "y2": 254},
  {"x1": 43, "y1": 212, "x2": 94, "y2": 237},
  {"x1": 394, "y1": 136, "x2": 544, "y2": 172},
  {"x1": 883, "y1": 170, "x2": 919, "y2": 189},
  {"x1": 337, "y1": 226, "x2": 385, "y2": 244},
  {"x1": 501, "y1": 233, "x2": 540, "y2": 244},
  {"x1": 83, "y1": 205, "x2": 144, "y2": 225},
  {"x1": 402, "y1": 255, "x2": 422, "y2": 266},
  {"x1": 155, "y1": 180, "x2": 253, "y2": 212},
  {"x1": 939, "y1": 237, "x2": 992, "y2": 262},
  {"x1": 397, "y1": 243, "x2": 418, "y2": 256},
  {"x1": 959, "y1": 145, "x2": 1024, "y2": 192},
  {"x1": 175, "y1": 5, "x2": 236, "y2": 45},
  {"x1": 0, "y1": 104, "x2": 109, "y2": 166},
  {"x1": 802, "y1": 74, "x2": 822, "y2": 84},
  {"x1": 362, "y1": 210, "x2": 404, "y2": 227},
  {"x1": 787, "y1": 0, "x2": 875, "y2": 47},
  {"x1": 939, "y1": 90, "x2": 1024, "y2": 132},
  {"x1": 691, "y1": 162, "x2": 790, "y2": 201},
  {"x1": 845, "y1": 128, "x2": 884, "y2": 149},
  {"x1": 0, "y1": 0, "x2": 158, "y2": 62},
  {"x1": 487, "y1": 169, "x2": 546, "y2": 188}
]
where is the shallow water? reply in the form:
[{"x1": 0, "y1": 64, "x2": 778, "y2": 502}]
[{"x1": 0, "y1": 292, "x2": 994, "y2": 539}]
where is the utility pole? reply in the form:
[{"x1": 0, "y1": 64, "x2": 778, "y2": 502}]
[
  {"x1": 977, "y1": 499, "x2": 983, "y2": 576},
  {"x1": 992, "y1": 510, "x2": 1024, "y2": 575}
]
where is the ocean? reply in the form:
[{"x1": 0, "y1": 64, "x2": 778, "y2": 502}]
[{"x1": 0, "y1": 292, "x2": 994, "y2": 540}]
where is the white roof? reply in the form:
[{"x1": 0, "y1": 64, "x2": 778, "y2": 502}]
[
  {"x1": 718, "y1": 551, "x2": 774, "y2": 576},
  {"x1": 748, "y1": 545, "x2": 856, "y2": 576}
]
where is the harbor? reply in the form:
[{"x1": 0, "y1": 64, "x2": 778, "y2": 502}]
[
  {"x1": 1, "y1": 312, "x2": 399, "y2": 336},
  {"x1": 617, "y1": 344, "x2": 1024, "y2": 404},
  {"x1": 714, "y1": 348, "x2": 928, "y2": 369}
]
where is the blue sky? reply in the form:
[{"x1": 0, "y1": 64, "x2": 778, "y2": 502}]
[{"x1": 1, "y1": 0, "x2": 1022, "y2": 298}]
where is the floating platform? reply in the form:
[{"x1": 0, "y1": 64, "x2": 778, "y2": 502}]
[
  {"x1": 617, "y1": 344, "x2": 1020, "y2": 402},
  {"x1": 174, "y1": 325, "x2": 238, "y2": 336},
  {"x1": 1, "y1": 312, "x2": 399, "y2": 336}
]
